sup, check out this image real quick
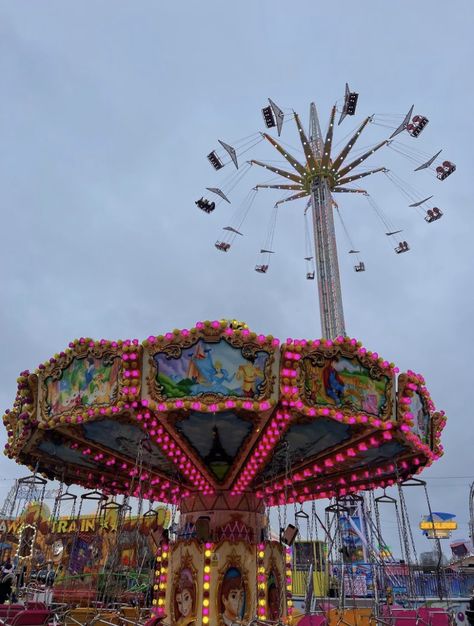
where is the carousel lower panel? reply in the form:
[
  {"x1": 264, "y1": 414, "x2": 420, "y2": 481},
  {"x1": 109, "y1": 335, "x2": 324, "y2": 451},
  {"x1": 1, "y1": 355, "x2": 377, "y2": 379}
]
[{"x1": 154, "y1": 539, "x2": 288, "y2": 626}]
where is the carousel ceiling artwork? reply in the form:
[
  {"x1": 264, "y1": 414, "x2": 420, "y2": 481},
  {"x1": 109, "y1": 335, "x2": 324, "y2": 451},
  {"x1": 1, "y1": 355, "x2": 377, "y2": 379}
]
[{"x1": 3, "y1": 319, "x2": 446, "y2": 506}]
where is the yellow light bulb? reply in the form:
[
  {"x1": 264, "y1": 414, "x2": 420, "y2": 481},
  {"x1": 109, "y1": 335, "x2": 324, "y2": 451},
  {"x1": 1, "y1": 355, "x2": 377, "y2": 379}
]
[
  {"x1": 204, "y1": 566, "x2": 210, "y2": 573},
  {"x1": 203, "y1": 618, "x2": 209, "y2": 625},
  {"x1": 203, "y1": 582, "x2": 210, "y2": 590},
  {"x1": 205, "y1": 550, "x2": 211, "y2": 557},
  {"x1": 203, "y1": 599, "x2": 209, "y2": 607}
]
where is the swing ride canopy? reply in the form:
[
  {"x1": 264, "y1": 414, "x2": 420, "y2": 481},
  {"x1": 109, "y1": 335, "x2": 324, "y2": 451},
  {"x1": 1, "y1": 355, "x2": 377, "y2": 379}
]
[{"x1": 3, "y1": 320, "x2": 446, "y2": 507}]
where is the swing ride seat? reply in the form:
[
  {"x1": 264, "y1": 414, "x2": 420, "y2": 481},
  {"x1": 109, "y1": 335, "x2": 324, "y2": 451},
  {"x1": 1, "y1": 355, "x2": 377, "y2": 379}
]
[
  {"x1": 306, "y1": 272, "x2": 315, "y2": 280},
  {"x1": 296, "y1": 614, "x2": 328, "y2": 626},
  {"x1": 395, "y1": 241, "x2": 410, "y2": 254},
  {"x1": 262, "y1": 105, "x2": 276, "y2": 128},
  {"x1": 344, "y1": 92, "x2": 359, "y2": 116},
  {"x1": 89, "y1": 610, "x2": 121, "y2": 626},
  {"x1": 425, "y1": 208, "x2": 443, "y2": 223},
  {"x1": 417, "y1": 608, "x2": 451, "y2": 626},
  {"x1": 0, "y1": 607, "x2": 25, "y2": 622},
  {"x1": 354, "y1": 262, "x2": 365, "y2": 272},
  {"x1": 195, "y1": 198, "x2": 215, "y2": 213},
  {"x1": 0, "y1": 606, "x2": 24, "y2": 615},
  {"x1": 0, "y1": 609, "x2": 51, "y2": 626},
  {"x1": 53, "y1": 588, "x2": 97, "y2": 605},
  {"x1": 436, "y1": 161, "x2": 456, "y2": 180},
  {"x1": 383, "y1": 607, "x2": 419, "y2": 626},
  {"x1": 207, "y1": 151, "x2": 223, "y2": 170},
  {"x1": 214, "y1": 241, "x2": 230, "y2": 252},
  {"x1": 255, "y1": 264, "x2": 269, "y2": 273},
  {"x1": 118, "y1": 607, "x2": 140, "y2": 624},
  {"x1": 327, "y1": 607, "x2": 376, "y2": 626},
  {"x1": 407, "y1": 115, "x2": 429, "y2": 137},
  {"x1": 119, "y1": 607, "x2": 151, "y2": 626},
  {"x1": 64, "y1": 607, "x2": 99, "y2": 626}
]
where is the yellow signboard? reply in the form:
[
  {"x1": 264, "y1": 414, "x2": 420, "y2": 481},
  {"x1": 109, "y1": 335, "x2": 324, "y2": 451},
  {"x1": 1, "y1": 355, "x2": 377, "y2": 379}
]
[{"x1": 419, "y1": 521, "x2": 457, "y2": 531}]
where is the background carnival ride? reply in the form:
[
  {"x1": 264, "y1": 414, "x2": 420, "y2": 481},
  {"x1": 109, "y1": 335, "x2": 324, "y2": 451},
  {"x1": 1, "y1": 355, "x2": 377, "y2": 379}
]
[
  {"x1": 0, "y1": 483, "x2": 170, "y2": 605},
  {"x1": 199, "y1": 87, "x2": 454, "y2": 339}
]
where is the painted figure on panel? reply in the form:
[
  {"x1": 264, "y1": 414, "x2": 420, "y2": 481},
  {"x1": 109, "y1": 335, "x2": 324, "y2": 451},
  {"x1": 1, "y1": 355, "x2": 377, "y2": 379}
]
[
  {"x1": 235, "y1": 354, "x2": 264, "y2": 398},
  {"x1": 173, "y1": 568, "x2": 196, "y2": 626},
  {"x1": 155, "y1": 340, "x2": 268, "y2": 398},
  {"x1": 303, "y1": 355, "x2": 389, "y2": 416},
  {"x1": 219, "y1": 567, "x2": 246, "y2": 626},
  {"x1": 46, "y1": 356, "x2": 120, "y2": 414},
  {"x1": 267, "y1": 572, "x2": 281, "y2": 621},
  {"x1": 409, "y1": 392, "x2": 430, "y2": 445},
  {"x1": 322, "y1": 358, "x2": 345, "y2": 403}
]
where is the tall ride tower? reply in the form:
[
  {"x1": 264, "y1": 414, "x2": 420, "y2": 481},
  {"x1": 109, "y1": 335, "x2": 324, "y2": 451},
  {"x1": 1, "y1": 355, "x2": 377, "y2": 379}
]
[{"x1": 308, "y1": 103, "x2": 346, "y2": 338}]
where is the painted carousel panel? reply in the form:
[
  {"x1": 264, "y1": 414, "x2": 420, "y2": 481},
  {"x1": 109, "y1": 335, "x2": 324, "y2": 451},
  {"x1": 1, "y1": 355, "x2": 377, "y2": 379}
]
[
  {"x1": 43, "y1": 355, "x2": 121, "y2": 416},
  {"x1": 301, "y1": 354, "x2": 393, "y2": 418},
  {"x1": 152, "y1": 339, "x2": 270, "y2": 399}
]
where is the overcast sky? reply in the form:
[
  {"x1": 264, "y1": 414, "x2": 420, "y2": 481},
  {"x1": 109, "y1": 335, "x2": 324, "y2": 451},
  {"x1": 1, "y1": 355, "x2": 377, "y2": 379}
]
[{"x1": 0, "y1": 1, "x2": 473, "y2": 556}]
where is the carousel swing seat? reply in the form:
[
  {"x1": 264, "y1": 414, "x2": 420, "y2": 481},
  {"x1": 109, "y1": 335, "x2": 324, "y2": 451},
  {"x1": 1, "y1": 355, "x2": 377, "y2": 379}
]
[
  {"x1": 118, "y1": 606, "x2": 145, "y2": 626},
  {"x1": 417, "y1": 608, "x2": 451, "y2": 626},
  {"x1": 89, "y1": 612, "x2": 121, "y2": 626},
  {"x1": 327, "y1": 607, "x2": 376, "y2": 626},
  {"x1": 0, "y1": 609, "x2": 51, "y2": 626},
  {"x1": 383, "y1": 607, "x2": 419, "y2": 626},
  {"x1": 64, "y1": 607, "x2": 99, "y2": 626}
]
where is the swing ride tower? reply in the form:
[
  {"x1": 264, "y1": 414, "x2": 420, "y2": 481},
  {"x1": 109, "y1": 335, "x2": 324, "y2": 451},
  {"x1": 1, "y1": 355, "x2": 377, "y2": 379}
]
[
  {"x1": 308, "y1": 104, "x2": 346, "y2": 339},
  {"x1": 204, "y1": 88, "x2": 455, "y2": 340},
  {"x1": 251, "y1": 103, "x2": 388, "y2": 340}
]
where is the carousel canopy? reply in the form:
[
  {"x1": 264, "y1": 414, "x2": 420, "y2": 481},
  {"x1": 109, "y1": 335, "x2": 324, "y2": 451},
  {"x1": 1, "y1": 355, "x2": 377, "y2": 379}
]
[{"x1": 3, "y1": 320, "x2": 445, "y2": 506}]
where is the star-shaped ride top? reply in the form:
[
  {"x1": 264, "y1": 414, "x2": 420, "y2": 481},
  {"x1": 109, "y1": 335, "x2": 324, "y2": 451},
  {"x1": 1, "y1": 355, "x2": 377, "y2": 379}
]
[{"x1": 252, "y1": 106, "x2": 388, "y2": 206}]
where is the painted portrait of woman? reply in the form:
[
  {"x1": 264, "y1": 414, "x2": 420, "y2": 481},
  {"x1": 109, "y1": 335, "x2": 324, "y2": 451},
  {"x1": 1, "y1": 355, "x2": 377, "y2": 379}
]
[
  {"x1": 219, "y1": 567, "x2": 246, "y2": 626},
  {"x1": 173, "y1": 568, "x2": 196, "y2": 626}
]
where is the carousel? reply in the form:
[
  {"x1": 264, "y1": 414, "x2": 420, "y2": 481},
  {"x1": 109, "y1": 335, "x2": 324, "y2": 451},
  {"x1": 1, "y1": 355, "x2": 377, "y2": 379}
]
[{"x1": 2, "y1": 319, "x2": 446, "y2": 626}]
